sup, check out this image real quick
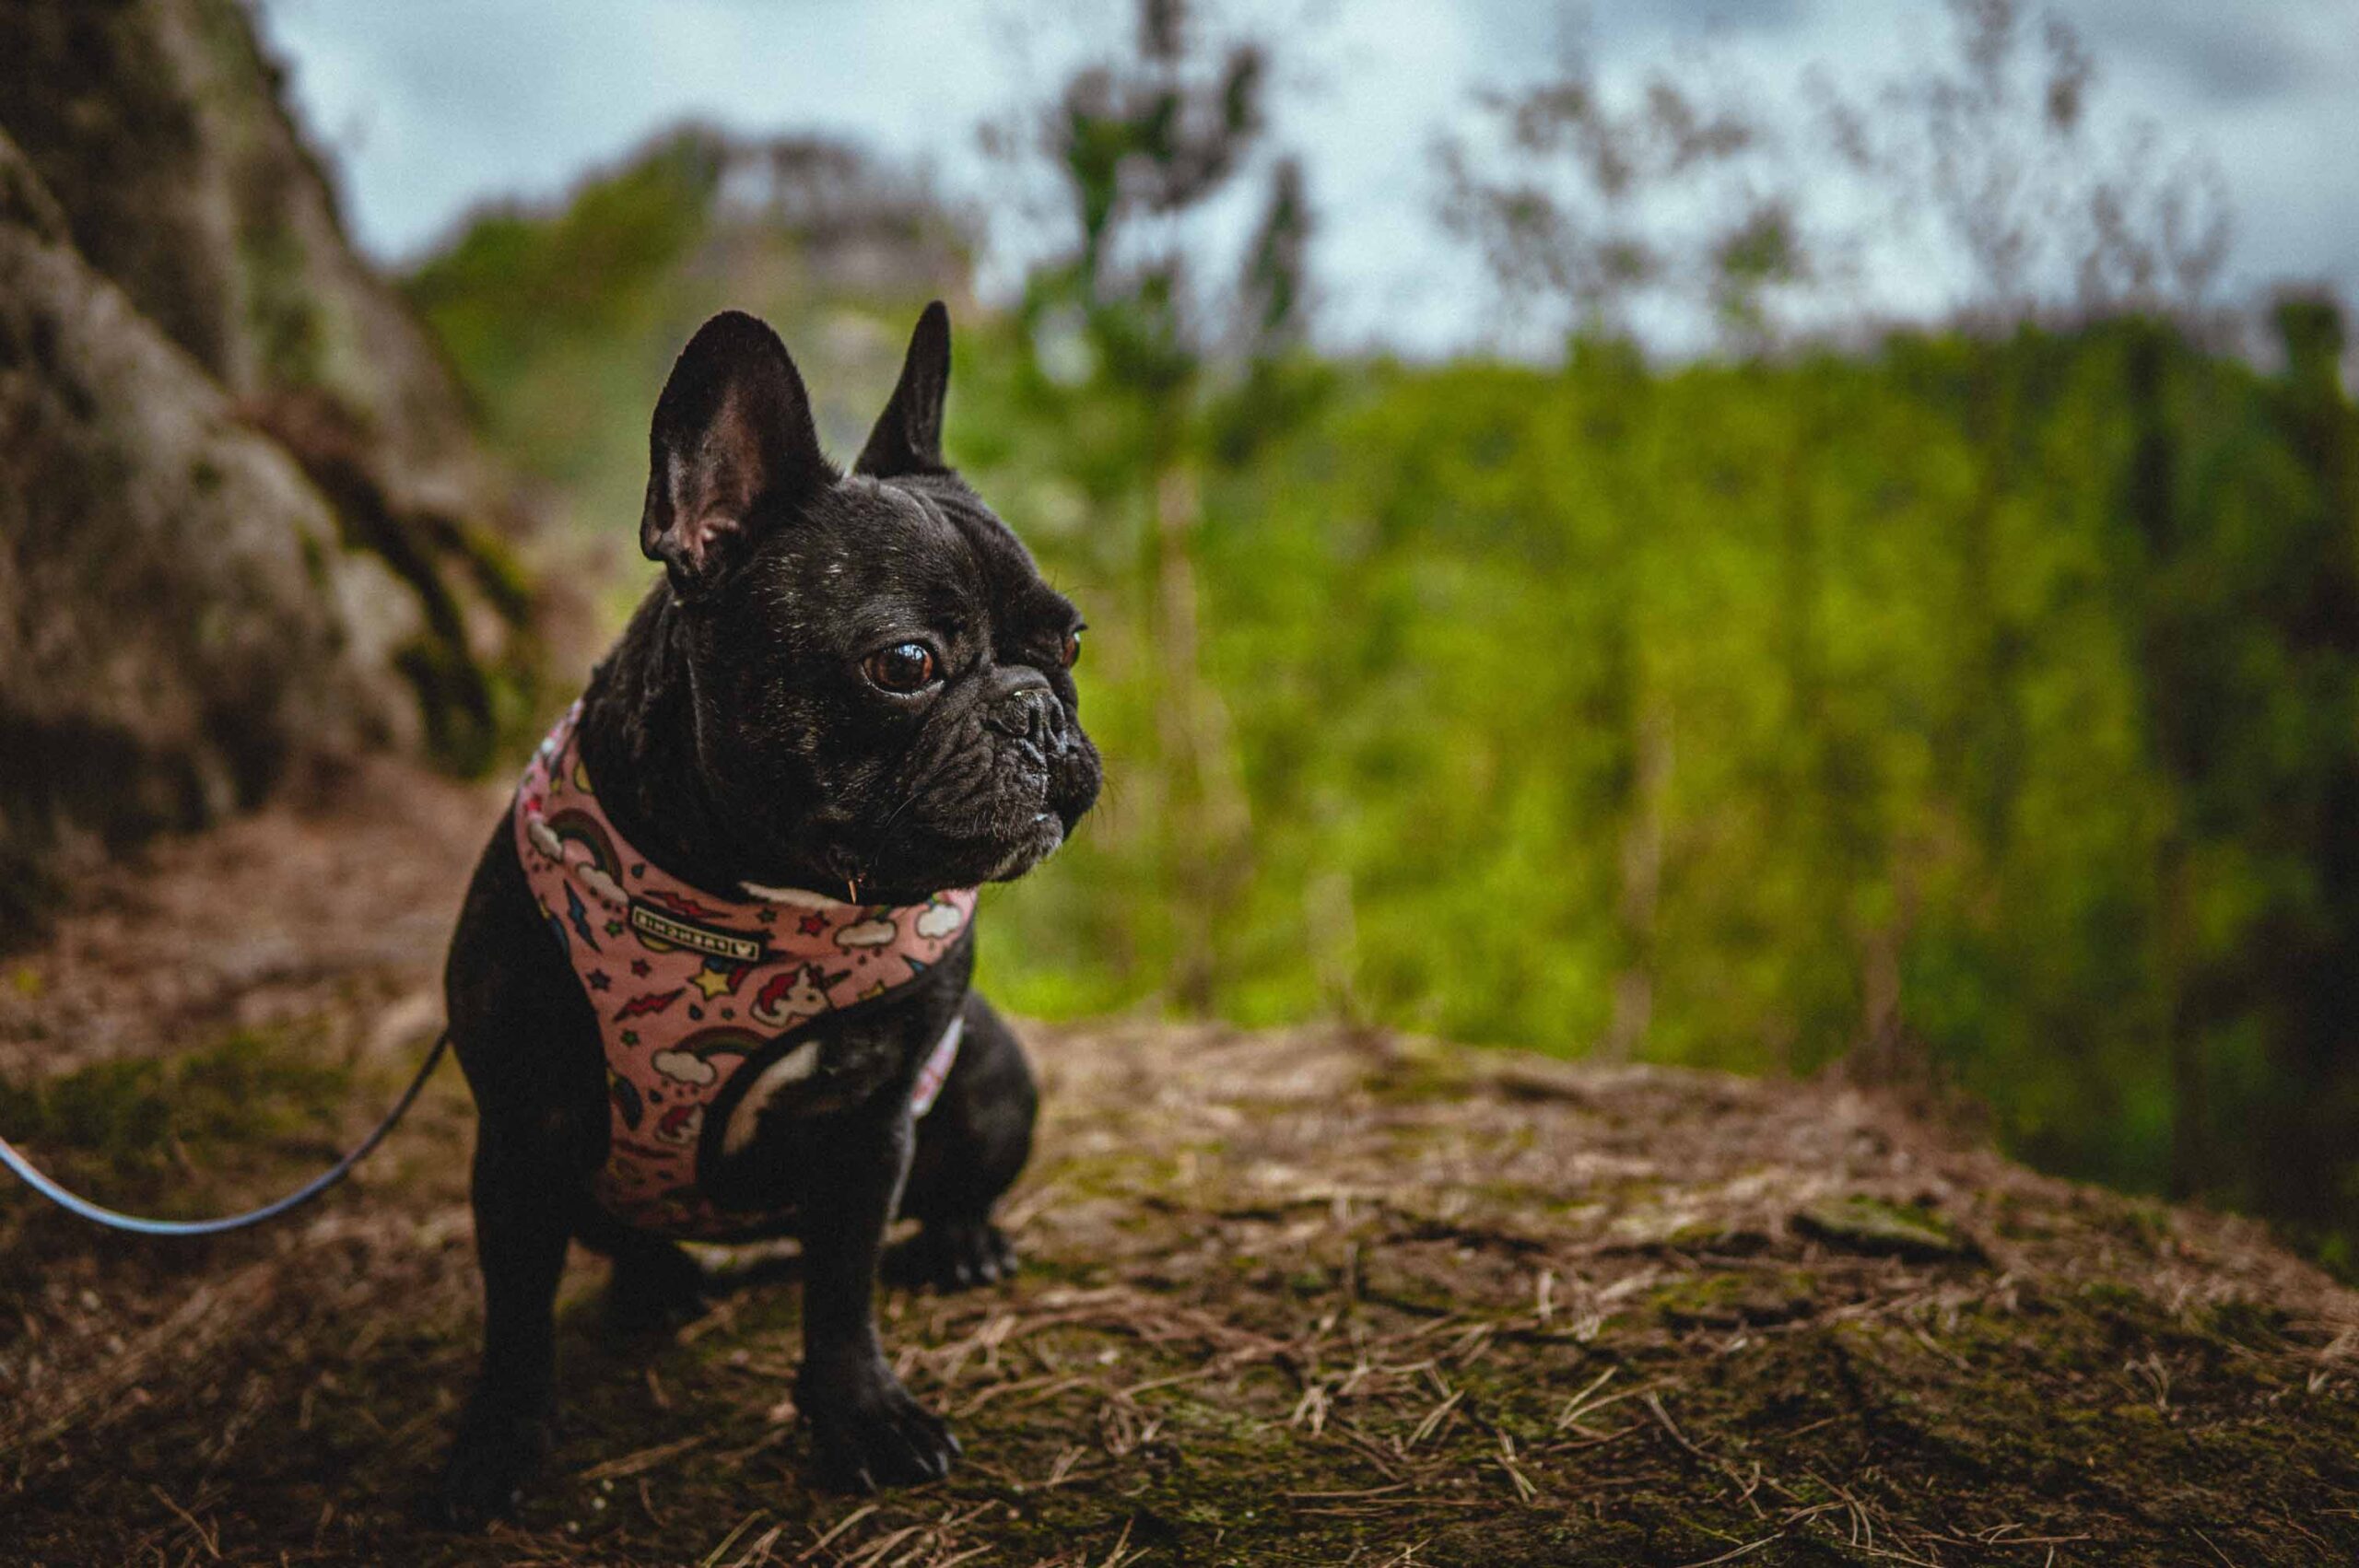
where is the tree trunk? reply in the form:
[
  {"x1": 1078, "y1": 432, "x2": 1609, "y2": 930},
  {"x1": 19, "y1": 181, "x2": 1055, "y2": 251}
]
[{"x1": 1152, "y1": 460, "x2": 1250, "y2": 1015}]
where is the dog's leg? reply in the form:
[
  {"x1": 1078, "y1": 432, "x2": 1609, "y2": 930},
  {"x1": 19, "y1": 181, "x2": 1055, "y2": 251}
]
[
  {"x1": 795, "y1": 1107, "x2": 959, "y2": 1490},
  {"x1": 434, "y1": 1110, "x2": 574, "y2": 1526},
  {"x1": 887, "y1": 991, "x2": 1035, "y2": 1291}
]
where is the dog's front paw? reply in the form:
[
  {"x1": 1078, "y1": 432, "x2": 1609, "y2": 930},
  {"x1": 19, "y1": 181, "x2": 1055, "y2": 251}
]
[
  {"x1": 800, "y1": 1362, "x2": 960, "y2": 1492},
  {"x1": 430, "y1": 1398, "x2": 551, "y2": 1528},
  {"x1": 884, "y1": 1219, "x2": 1017, "y2": 1293}
]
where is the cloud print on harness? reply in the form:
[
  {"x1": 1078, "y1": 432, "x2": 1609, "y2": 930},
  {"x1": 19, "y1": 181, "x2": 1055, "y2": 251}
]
[
  {"x1": 834, "y1": 917, "x2": 898, "y2": 949},
  {"x1": 651, "y1": 1049, "x2": 719, "y2": 1086},
  {"x1": 646, "y1": 1027, "x2": 765, "y2": 1091}
]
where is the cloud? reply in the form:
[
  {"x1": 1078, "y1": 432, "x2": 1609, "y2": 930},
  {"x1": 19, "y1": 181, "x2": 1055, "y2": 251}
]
[
  {"x1": 579, "y1": 862, "x2": 628, "y2": 909},
  {"x1": 258, "y1": 0, "x2": 1016, "y2": 261},
  {"x1": 651, "y1": 1049, "x2": 718, "y2": 1085},
  {"x1": 2065, "y1": 2, "x2": 2331, "y2": 107},
  {"x1": 258, "y1": 0, "x2": 2359, "y2": 356},
  {"x1": 914, "y1": 901, "x2": 966, "y2": 941},
  {"x1": 835, "y1": 918, "x2": 898, "y2": 949},
  {"x1": 1579, "y1": 0, "x2": 1814, "y2": 45}
]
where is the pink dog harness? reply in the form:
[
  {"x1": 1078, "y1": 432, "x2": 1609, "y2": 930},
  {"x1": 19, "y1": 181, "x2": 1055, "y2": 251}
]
[{"x1": 514, "y1": 704, "x2": 978, "y2": 1239}]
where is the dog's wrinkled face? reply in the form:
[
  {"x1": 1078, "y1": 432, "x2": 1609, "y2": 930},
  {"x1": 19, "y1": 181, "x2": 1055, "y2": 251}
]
[{"x1": 639, "y1": 306, "x2": 1099, "y2": 903}]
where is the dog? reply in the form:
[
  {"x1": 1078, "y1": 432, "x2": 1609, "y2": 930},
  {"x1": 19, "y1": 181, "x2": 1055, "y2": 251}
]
[{"x1": 433, "y1": 304, "x2": 1099, "y2": 1524}]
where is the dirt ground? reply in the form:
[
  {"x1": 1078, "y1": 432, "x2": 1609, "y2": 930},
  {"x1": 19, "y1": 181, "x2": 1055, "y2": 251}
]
[{"x1": 3, "y1": 761, "x2": 2356, "y2": 1566}]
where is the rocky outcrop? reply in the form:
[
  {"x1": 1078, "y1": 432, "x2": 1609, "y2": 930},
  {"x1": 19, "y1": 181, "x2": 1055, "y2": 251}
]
[
  {"x1": 0, "y1": 0, "x2": 497, "y2": 514},
  {"x1": 0, "y1": 129, "x2": 412, "y2": 920},
  {"x1": 0, "y1": 1, "x2": 540, "y2": 936}
]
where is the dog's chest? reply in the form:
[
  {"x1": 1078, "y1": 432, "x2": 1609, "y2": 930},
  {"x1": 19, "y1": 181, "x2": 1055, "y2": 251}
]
[{"x1": 511, "y1": 703, "x2": 976, "y2": 1240}]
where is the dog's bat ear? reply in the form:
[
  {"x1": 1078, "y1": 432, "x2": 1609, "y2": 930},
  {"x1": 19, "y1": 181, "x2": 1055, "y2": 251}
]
[
  {"x1": 853, "y1": 301, "x2": 951, "y2": 479},
  {"x1": 641, "y1": 311, "x2": 836, "y2": 592}
]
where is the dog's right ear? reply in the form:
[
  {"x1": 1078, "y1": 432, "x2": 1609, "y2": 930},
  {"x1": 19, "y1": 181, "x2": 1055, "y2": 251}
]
[
  {"x1": 854, "y1": 301, "x2": 951, "y2": 479},
  {"x1": 641, "y1": 311, "x2": 837, "y2": 593}
]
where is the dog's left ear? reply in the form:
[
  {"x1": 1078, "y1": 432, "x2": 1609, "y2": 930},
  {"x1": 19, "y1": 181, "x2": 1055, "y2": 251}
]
[
  {"x1": 642, "y1": 310, "x2": 836, "y2": 593},
  {"x1": 854, "y1": 301, "x2": 951, "y2": 478}
]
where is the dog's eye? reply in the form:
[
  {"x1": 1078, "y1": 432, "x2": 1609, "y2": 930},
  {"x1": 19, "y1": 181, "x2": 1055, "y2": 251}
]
[
  {"x1": 1059, "y1": 631, "x2": 1082, "y2": 669},
  {"x1": 864, "y1": 642, "x2": 938, "y2": 693}
]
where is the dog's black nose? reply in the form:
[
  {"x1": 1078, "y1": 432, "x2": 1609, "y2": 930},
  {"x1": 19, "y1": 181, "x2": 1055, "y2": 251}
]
[{"x1": 983, "y1": 671, "x2": 1065, "y2": 747}]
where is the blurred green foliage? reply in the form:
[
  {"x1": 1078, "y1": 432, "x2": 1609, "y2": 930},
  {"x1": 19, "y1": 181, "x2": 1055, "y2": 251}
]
[{"x1": 407, "y1": 134, "x2": 2359, "y2": 1270}]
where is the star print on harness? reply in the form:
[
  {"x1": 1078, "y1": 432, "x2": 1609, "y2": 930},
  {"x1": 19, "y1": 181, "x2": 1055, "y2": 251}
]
[{"x1": 515, "y1": 704, "x2": 978, "y2": 1239}]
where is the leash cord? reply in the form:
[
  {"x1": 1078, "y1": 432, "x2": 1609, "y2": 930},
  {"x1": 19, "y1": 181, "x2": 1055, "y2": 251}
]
[{"x1": 0, "y1": 1030, "x2": 452, "y2": 1236}]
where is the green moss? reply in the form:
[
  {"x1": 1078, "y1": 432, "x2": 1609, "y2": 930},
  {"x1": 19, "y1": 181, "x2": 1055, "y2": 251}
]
[
  {"x1": 240, "y1": 208, "x2": 323, "y2": 388},
  {"x1": 0, "y1": 1025, "x2": 351, "y2": 1181},
  {"x1": 452, "y1": 519, "x2": 536, "y2": 626},
  {"x1": 2076, "y1": 1280, "x2": 2147, "y2": 1312},
  {"x1": 1794, "y1": 1194, "x2": 1979, "y2": 1261},
  {"x1": 1650, "y1": 1269, "x2": 1821, "y2": 1328},
  {"x1": 393, "y1": 634, "x2": 498, "y2": 777}
]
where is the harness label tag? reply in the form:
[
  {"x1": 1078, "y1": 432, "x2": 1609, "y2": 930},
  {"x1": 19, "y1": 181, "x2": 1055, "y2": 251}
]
[{"x1": 629, "y1": 904, "x2": 767, "y2": 964}]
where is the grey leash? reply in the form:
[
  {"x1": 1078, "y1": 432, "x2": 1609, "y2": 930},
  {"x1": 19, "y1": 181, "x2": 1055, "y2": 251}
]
[{"x1": 0, "y1": 1030, "x2": 451, "y2": 1236}]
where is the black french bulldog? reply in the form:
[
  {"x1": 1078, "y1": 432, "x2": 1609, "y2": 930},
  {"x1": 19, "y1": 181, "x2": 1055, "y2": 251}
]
[{"x1": 433, "y1": 304, "x2": 1098, "y2": 1524}]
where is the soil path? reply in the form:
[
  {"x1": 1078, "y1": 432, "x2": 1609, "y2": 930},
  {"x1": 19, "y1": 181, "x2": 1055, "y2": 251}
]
[{"x1": 2, "y1": 765, "x2": 2355, "y2": 1564}]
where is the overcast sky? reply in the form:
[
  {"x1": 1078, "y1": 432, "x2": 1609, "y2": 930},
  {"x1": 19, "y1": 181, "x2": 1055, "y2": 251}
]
[{"x1": 257, "y1": 0, "x2": 2358, "y2": 357}]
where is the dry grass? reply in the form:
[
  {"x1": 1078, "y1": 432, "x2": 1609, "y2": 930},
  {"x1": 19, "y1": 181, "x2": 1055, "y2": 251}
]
[{"x1": 3, "y1": 766, "x2": 2357, "y2": 1564}]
